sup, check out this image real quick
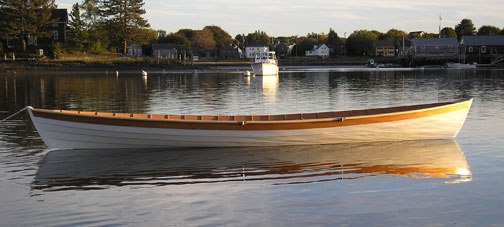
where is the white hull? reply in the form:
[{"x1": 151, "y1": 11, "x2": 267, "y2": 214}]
[
  {"x1": 28, "y1": 103, "x2": 471, "y2": 149},
  {"x1": 251, "y1": 62, "x2": 279, "y2": 75}
]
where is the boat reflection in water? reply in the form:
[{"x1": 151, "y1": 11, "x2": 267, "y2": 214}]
[
  {"x1": 259, "y1": 75, "x2": 278, "y2": 102},
  {"x1": 33, "y1": 140, "x2": 470, "y2": 191}
]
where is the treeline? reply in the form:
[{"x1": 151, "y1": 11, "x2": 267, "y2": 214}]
[
  {"x1": 157, "y1": 28, "x2": 344, "y2": 57},
  {"x1": 0, "y1": 0, "x2": 503, "y2": 58}
]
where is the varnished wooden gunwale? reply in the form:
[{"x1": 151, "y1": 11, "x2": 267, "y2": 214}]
[{"x1": 30, "y1": 99, "x2": 472, "y2": 131}]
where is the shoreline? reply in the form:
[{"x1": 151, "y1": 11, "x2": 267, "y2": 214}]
[
  {"x1": 0, "y1": 56, "x2": 381, "y2": 72},
  {"x1": 1, "y1": 57, "x2": 455, "y2": 74}
]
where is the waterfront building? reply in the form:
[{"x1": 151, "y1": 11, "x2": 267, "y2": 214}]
[
  {"x1": 411, "y1": 38, "x2": 458, "y2": 58},
  {"x1": 245, "y1": 46, "x2": 269, "y2": 59},
  {"x1": 408, "y1": 31, "x2": 425, "y2": 39},
  {"x1": 127, "y1": 44, "x2": 142, "y2": 57},
  {"x1": 50, "y1": 9, "x2": 69, "y2": 45},
  {"x1": 273, "y1": 43, "x2": 295, "y2": 59},
  {"x1": 220, "y1": 45, "x2": 243, "y2": 59},
  {"x1": 152, "y1": 43, "x2": 177, "y2": 59},
  {"x1": 460, "y1": 35, "x2": 504, "y2": 64},
  {"x1": 305, "y1": 44, "x2": 329, "y2": 59},
  {"x1": 375, "y1": 40, "x2": 395, "y2": 57}
]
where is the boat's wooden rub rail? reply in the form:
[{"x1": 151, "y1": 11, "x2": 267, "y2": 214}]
[
  {"x1": 29, "y1": 99, "x2": 472, "y2": 130},
  {"x1": 45, "y1": 100, "x2": 460, "y2": 122}
]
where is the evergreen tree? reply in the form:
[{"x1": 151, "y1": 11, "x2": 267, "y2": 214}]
[
  {"x1": 327, "y1": 28, "x2": 342, "y2": 55},
  {"x1": 455, "y1": 19, "x2": 476, "y2": 37},
  {"x1": 69, "y1": 3, "x2": 88, "y2": 51},
  {"x1": 80, "y1": 0, "x2": 101, "y2": 26},
  {"x1": 100, "y1": 0, "x2": 149, "y2": 54},
  {"x1": 0, "y1": 0, "x2": 56, "y2": 51}
]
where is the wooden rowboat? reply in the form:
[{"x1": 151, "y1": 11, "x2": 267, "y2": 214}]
[{"x1": 27, "y1": 99, "x2": 472, "y2": 149}]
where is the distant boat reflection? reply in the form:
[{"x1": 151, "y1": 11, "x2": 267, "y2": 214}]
[
  {"x1": 33, "y1": 140, "x2": 471, "y2": 191},
  {"x1": 247, "y1": 75, "x2": 278, "y2": 103}
]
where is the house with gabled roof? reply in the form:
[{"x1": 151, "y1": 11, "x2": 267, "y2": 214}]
[
  {"x1": 406, "y1": 38, "x2": 459, "y2": 65},
  {"x1": 460, "y1": 35, "x2": 504, "y2": 64},
  {"x1": 375, "y1": 40, "x2": 395, "y2": 57},
  {"x1": 220, "y1": 45, "x2": 243, "y2": 59},
  {"x1": 305, "y1": 44, "x2": 329, "y2": 59},
  {"x1": 245, "y1": 45, "x2": 269, "y2": 59},
  {"x1": 51, "y1": 9, "x2": 69, "y2": 44},
  {"x1": 411, "y1": 38, "x2": 459, "y2": 57}
]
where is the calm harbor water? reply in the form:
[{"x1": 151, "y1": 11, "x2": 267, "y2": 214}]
[{"x1": 1, "y1": 68, "x2": 504, "y2": 226}]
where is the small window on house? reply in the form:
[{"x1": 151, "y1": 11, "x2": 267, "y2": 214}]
[
  {"x1": 481, "y1": 46, "x2": 486, "y2": 53},
  {"x1": 468, "y1": 46, "x2": 473, "y2": 52},
  {"x1": 53, "y1": 31, "x2": 58, "y2": 40}
]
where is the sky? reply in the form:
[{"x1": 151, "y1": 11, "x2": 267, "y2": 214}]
[{"x1": 56, "y1": 0, "x2": 504, "y2": 38}]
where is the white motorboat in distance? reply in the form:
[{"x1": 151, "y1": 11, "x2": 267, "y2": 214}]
[
  {"x1": 251, "y1": 51, "x2": 279, "y2": 76},
  {"x1": 446, "y1": 63, "x2": 477, "y2": 69}
]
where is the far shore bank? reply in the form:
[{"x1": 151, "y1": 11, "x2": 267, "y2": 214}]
[{"x1": 0, "y1": 56, "x2": 399, "y2": 73}]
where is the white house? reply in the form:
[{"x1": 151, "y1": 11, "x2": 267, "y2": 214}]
[
  {"x1": 305, "y1": 44, "x2": 330, "y2": 58},
  {"x1": 245, "y1": 46, "x2": 269, "y2": 59}
]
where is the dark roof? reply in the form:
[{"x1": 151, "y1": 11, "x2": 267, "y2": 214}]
[
  {"x1": 51, "y1": 9, "x2": 68, "y2": 23},
  {"x1": 152, "y1": 43, "x2": 177, "y2": 50},
  {"x1": 221, "y1": 46, "x2": 241, "y2": 51},
  {"x1": 411, "y1": 38, "x2": 458, "y2": 46},
  {"x1": 461, "y1": 35, "x2": 504, "y2": 46},
  {"x1": 375, "y1": 40, "x2": 394, "y2": 47},
  {"x1": 314, "y1": 44, "x2": 327, "y2": 50}
]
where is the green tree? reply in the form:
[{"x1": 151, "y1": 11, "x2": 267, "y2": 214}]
[
  {"x1": 296, "y1": 37, "x2": 317, "y2": 56},
  {"x1": 235, "y1": 34, "x2": 245, "y2": 48},
  {"x1": 88, "y1": 22, "x2": 111, "y2": 53},
  {"x1": 455, "y1": 19, "x2": 476, "y2": 37},
  {"x1": 246, "y1": 31, "x2": 270, "y2": 46},
  {"x1": 131, "y1": 28, "x2": 157, "y2": 46},
  {"x1": 0, "y1": 0, "x2": 56, "y2": 51},
  {"x1": 79, "y1": 0, "x2": 109, "y2": 53},
  {"x1": 345, "y1": 30, "x2": 377, "y2": 56},
  {"x1": 477, "y1": 25, "x2": 501, "y2": 36},
  {"x1": 384, "y1": 29, "x2": 408, "y2": 48},
  {"x1": 160, "y1": 32, "x2": 190, "y2": 50},
  {"x1": 204, "y1": 25, "x2": 233, "y2": 50},
  {"x1": 327, "y1": 28, "x2": 343, "y2": 55},
  {"x1": 100, "y1": 0, "x2": 150, "y2": 54},
  {"x1": 68, "y1": 3, "x2": 88, "y2": 52},
  {"x1": 440, "y1": 27, "x2": 457, "y2": 38},
  {"x1": 423, "y1": 33, "x2": 439, "y2": 38},
  {"x1": 80, "y1": 0, "x2": 101, "y2": 25},
  {"x1": 192, "y1": 27, "x2": 216, "y2": 56}
]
